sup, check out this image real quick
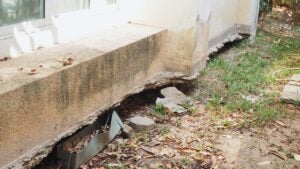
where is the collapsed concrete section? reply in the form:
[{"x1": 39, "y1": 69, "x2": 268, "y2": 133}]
[{"x1": 0, "y1": 0, "x2": 259, "y2": 168}]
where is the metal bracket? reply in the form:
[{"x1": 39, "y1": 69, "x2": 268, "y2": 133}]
[{"x1": 57, "y1": 111, "x2": 124, "y2": 169}]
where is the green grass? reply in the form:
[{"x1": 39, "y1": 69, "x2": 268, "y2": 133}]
[
  {"x1": 153, "y1": 102, "x2": 167, "y2": 116},
  {"x1": 195, "y1": 29, "x2": 300, "y2": 126}
]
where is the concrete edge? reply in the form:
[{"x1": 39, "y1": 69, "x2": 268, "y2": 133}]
[{"x1": 2, "y1": 71, "x2": 196, "y2": 169}]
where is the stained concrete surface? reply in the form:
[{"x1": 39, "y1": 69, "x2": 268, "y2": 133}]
[
  {"x1": 0, "y1": 24, "x2": 169, "y2": 168},
  {"x1": 281, "y1": 74, "x2": 300, "y2": 103}
]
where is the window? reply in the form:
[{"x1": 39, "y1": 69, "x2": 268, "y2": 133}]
[
  {"x1": 0, "y1": 0, "x2": 119, "y2": 57},
  {"x1": 53, "y1": 0, "x2": 90, "y2": 14},
  {"x1": 0, "y1": 0, "x2": 45, "y2": 26}
]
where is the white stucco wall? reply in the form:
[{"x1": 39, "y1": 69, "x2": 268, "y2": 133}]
[
  {"x1": 0, "y1": 0, "x2": 259, "y2": 74},
  {"x1": 208, "y1": 0, "x2": 239, "y2": 41},
  {"x1": 119, "y1": 0, "x2": 259, "y2": 75},
  {"x1": 119, "y1": 0, "x2": 199, "y2": 31}
]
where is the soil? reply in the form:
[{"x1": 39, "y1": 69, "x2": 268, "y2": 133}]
[{"x1": 69, "y1": 88, "x2": 299, "y2": 169}]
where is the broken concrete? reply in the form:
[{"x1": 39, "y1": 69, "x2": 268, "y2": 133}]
[
  {"x1": 160, "y1": 87, "x2": 189, "y2": 105},
  {"x1": 121, "y1": 124, "x2": 134, "y2": 138},
  {"x1": 156, "y1": 98, "x2": 187, "y2": 114},
  {"x1": 0, "y1": 24, "x2": 170, "y2": 169},
  {"x1": 281, "y1": 74, "x2": 300, "y2": 103},
  {"x1": 129, "y1": 116, "x2": 156, "y2": 131}
]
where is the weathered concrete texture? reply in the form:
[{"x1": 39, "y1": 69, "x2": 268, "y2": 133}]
[
  {"x1": 281, "y1": 74, "x2": 300, "y2": 103},
  {"x1": 129, "y1": 116, "x2": 156, "y2": 131},
  {"x1": 0, "y1": 24, "x2": 180, "y2": 169},
  {"x1": 208, "y1": 26, "x2": 243, "y2": 54},
  {"x1": 160, "y1": 87, "x2": 189, "y2": 105},
  {"x1": 156, "y1": 98, "x2": 187, "y2": 114}
]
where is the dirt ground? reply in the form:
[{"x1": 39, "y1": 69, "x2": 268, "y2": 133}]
[{"x1": 69, "y1": 87, "x2": 299, "y2": 169}]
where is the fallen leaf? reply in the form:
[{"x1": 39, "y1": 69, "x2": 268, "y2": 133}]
[
  {"x1": 269, "y1": 150, "x2": 285, "y2": 160},
  {"x1": 257, "y1": 161, "x2": 271, "y2": 166},
  {"x1": 63, "y1": 58, "x2": 74, "y2": 66},
  {"x1": 166, "y1": 163, "x2": 172, "y2": 169},
  {"x1": 27, "y1": 69, "x2": 38, "y2": 75},
  {"x1": 275, "y1": 120, "x2": 287, "y2": 127},
  {"x1": 141, "y1": 146, "x2": 155, "y2": 155},
  {"x1": 0, "y1": 57, "x2": 11, "y2": 62}
]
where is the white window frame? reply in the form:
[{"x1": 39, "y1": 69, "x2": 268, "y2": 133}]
[{"x1": 0, "y1": 0, "x2": 118, "y2": 38}]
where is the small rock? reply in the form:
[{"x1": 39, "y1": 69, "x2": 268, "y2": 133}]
[
  {"x1": 156, "y1": 98, "x2": 187, "y2": 114},
  {"x1": 121, "y1": 124, "x2": 134, "y2": 138},
  {"x1": 129, "y1": 116, "x2": 155, "y2": 131},
  {"x1": 257, "y1": 161, "x2": 271, "y2": 166},
  {"x1": 160, "y1": 87, "x2": 189, "y2": 105},
  {"x1": 293, "y1": 153, "x2": 300, "y2": 161},
  {"x1": 281, "y1": 75, "x2": 300, "y2": 103},
  {"x1": 242, "y1": 94, "x2": 261, "y2": 103}
]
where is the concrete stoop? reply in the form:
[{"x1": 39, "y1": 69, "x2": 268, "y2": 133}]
[{"x1": 0, "y1": 24, "x2": 173, "y2": 169}]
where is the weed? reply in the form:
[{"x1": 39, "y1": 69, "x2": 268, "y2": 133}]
[
  {"x1": 153, "y1": 102, "x2": 167, "y2": 116},
  {"x1": 182, "y1": 158, "x2": 191, "y2": 167},
  {"x1": 175, "y1": 117, "x2": 182, "y2": 127},
  {"x1": 195, "y1": 29, "x2": 300, "y2": 126},
  {"x1": 223, "y1": 120, "x2": 232, "y2": 127},
  {"x1": 182, "y1": 101, "x2": 198, "y2": 115},
  {"x1": 158, "y1": 125, "x2": 170, "y2": 135}
]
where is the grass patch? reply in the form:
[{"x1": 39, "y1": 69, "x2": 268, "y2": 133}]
[
  {"x1": 195, "y1": 29, "x2": 300, "y2": 126},
  {"x1": 152, "y1": 102, "x2": 167, "y2": 116}
]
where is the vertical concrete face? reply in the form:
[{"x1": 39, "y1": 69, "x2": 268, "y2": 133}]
[
  {"x1": 0, "y1": 25, "x2": 168, "y2": 168},
  {"x1": 120, "y1": 0, "x2": 259, "y2": 75},
  {"x1": 237, "y1": 0, "x2": 260, "y2": 40},
  {"x1": 208, "y1": 0, "x2": 239, "y2": 42},
  {"x1": 120, "y1": 0, "x2": 206, "y2": 76}
]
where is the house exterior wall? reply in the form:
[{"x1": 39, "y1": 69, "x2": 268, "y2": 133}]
[{"x1": 120, "y1": 0, "x2": 259, "y2": 75}]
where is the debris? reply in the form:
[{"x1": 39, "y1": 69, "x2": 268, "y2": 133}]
[
  {"x1": 63, "y1": 129, "x2": 101, "y2": 153},
  {"x1": 0, "y1": 57, "x2": 11, "y2": 62},
  {"x1": 275, "y1": 120, "x2": 287, "y2": 128},
  {"x1": 242, "y1": 94, "x2": 261, "y2": 103},
  {"x1": 156, "y1": 98, "x2": 187, "y2": 114},
  {"x1": 121, "y1": 124, "x2": 134, "y2": 138},
  {"x1": 293, "y1": 153, "x2": 300, "y2": 161},
  {"x1": 160, "y1": 87, "x2": 189, "y2": 105},
  {"x1": 27, "y1": 69, "x2": 38, "y2": 75},
  {"x1": 175, "y1": 146, "x2": 201, "y2": 152},
  {"x1": 141, "y1": 146, "x2": 156, "y2": 155},
  {"x1": 57, "y1": 111, "x2": 124, "y2": 169},
  {"x1": 129, "y1": 116, "x2": 156, "y2": 131},
  {"x1": 59, "y1": 57, "x2": 74, "y2": 66},
  {"x1": 281, "y1": 74, "x2": 300, "y2": 103},
  {"x1": 257, "y1": 161, "x2": 272, "y2": 166},
  {"x1": 269, "y1": 150, "x2": 286, "y2": 160}
]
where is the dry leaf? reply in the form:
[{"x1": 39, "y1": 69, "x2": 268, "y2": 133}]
[
  {"x1": 257, "y1": 161, "x2": 271, "y2": 166},
  {"x1": 0, "y1": 57, "x2": 11, "y2": 62},
  {"x1": 275, "y1": 120, "x2": 287, "y2": 127},
  {"x1": 63, "y1": 58, "x2": 74, "y2": 66},
  {"x1": 27, "y1": 69, "x2": 37, "y2": 75}
]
